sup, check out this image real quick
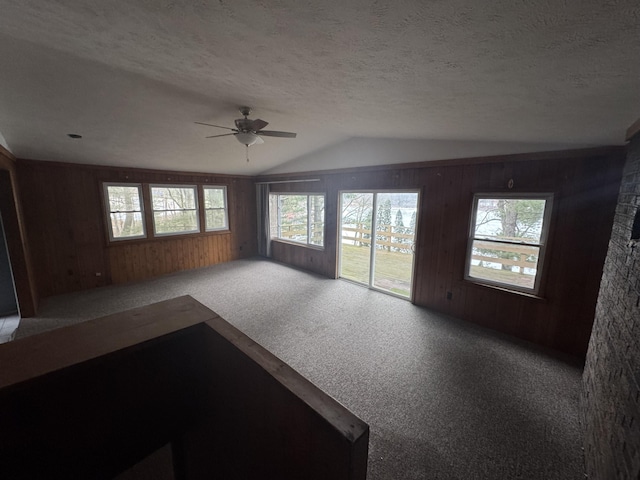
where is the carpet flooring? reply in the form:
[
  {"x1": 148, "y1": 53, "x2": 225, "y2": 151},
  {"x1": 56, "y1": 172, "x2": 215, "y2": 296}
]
[{"x1": 15, "y1": 257, "x2": 585, "y2": 480}]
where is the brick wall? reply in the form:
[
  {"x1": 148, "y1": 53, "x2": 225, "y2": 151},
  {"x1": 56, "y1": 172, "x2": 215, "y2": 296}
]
[{"x1": 582, "y1": 130, "x2": 640, "y2": 479}]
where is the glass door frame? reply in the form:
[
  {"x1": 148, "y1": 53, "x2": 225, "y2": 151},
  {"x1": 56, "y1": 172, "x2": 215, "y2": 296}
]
[{"x1": 338, "y1": 189, "x2": 421, "y2": 301}]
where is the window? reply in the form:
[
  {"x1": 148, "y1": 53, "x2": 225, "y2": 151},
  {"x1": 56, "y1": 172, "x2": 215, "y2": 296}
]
[
  {"x1": 103, "y1": 183, "x2": 146, "y2": 240},
  {"x1": 150, "y1": 185, "x2": 199, "y2": 235},
  {"x1": 465, "y1": 194, "x2": 553, "y2": 295},
  {"x1": 270, "y1": 193, "x2": 325, "y2": 247},
  {"x1": 203, "y1": 186, "x2": 229, "y2": 231}
]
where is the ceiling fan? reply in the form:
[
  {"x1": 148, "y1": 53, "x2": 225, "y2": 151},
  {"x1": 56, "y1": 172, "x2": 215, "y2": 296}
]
[{"x1": 196, "y1": 107, "x2": 297, "y2": 161}]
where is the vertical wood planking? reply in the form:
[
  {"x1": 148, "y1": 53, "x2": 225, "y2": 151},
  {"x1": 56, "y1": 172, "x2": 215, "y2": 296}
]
[
  {"x1": 435, "y1": 167, "x2": 464, "y2": 312},
  {"x1": 106, "y1": 234, "x2": 240, "y2": 284}
]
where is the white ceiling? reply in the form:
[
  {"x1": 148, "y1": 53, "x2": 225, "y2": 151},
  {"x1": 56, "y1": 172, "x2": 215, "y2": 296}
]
[{"x1": 0, "y1": 0, "x2": 638, "y2": 175}]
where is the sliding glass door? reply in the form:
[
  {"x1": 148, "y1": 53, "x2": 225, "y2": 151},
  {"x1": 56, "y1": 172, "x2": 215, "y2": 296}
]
[{"x1": 339, "y1": 191, "x2": 419, "y2": 299}]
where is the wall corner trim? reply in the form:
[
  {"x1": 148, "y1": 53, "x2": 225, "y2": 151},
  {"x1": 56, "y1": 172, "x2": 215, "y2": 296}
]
[
  {"x1": 625, "y1": 118, "x2": 640, "y2": 142},
  {"x1": 0, "y1": 144, "x2": 16, "y2": 163}
]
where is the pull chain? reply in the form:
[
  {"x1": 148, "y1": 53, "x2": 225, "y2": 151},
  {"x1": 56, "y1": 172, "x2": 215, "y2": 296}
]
[{"x1": 246, "y1": 145, "x2": 249, "y2": 162}]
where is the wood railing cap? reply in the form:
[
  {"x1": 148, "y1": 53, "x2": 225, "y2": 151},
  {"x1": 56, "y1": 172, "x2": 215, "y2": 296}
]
[
  {"x1": 0, "y1": 295, "x2": 217, "y2": 390},
  {"x1": 204, "y1": 316, "x2": 370, "y2": 443}
]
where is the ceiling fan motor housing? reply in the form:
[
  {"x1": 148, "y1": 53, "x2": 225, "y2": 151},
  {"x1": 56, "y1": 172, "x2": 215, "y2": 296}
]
[{"x1": 235, "y1": 118, "x2": 254, "y2": 132}]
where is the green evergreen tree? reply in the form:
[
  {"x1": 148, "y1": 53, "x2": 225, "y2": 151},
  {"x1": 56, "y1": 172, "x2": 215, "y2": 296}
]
[
  {"x1": 394, "y1": 209, "x2": 405, "y2": 251},
  {"x1": 376, "y1": 199, "x2": 392, "y2": 250}
]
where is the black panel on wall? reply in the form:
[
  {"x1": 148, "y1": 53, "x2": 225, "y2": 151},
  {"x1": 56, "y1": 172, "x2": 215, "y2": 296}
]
[{"x1": 0, "y1": 214, "x2": 18, "y2": 316}]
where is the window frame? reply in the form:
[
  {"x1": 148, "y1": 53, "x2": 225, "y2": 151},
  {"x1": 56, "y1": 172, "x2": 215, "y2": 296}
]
[
  {"x1": 270, "y1": 192, "x2": 325, "y2": 249},
  {"x1": 149, "y1": 184, "x2": 200, "y2": 237},
  {"x1": 464, "y1": 192, "x2": 554, "y2": 296},
  {"x1": 103, "y1": 182, "x2": 147, "y2": 242},
  {"x1": 203, "y1": 185, "x2": 229, "y2": 232}
]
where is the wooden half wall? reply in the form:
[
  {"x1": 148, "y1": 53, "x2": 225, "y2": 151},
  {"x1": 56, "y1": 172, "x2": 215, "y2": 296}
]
[
  {"x1": 0, "y1": 296, "x2": 369, "y2": 479},
  {"x1": 263, "y1": 147, "x2": 627, "y2": 357},
  {"x1": 16, "y1": 160, "x2": 258, "y2": 298}
]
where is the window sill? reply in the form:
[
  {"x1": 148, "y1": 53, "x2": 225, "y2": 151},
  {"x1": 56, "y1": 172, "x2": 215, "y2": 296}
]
[
  {"x1": 107, "y1": 229, "x2": 231, "y2": 246},
  {"x1": 270, "y1": 238, "x2": 325, "y2": 251},
  {"x1": 464, "y1": 278, "x2": 547, "y2": 302}
]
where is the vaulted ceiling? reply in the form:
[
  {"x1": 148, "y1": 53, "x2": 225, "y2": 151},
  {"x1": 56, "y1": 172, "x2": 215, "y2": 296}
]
[{"x1": 0, "y1": 1, "x2": 638, "y2": 175}]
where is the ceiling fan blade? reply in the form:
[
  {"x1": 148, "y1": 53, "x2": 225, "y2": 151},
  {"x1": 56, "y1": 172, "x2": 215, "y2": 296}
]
[
  {"x1": 257, "y1": 130, "x2": 297, "y2": 138},
  {"x1": 205, "y1": 133, "x2": 237, "y2": 139},
  {"x1": 235, "y1": 118, "x2": 269, "y2": 131},
  {"x1": 195, "y1": 121, "x2": 236, "y2": 131},
  {"x1": 251, "y1": 119, "x2": 269, "y2": 131}
]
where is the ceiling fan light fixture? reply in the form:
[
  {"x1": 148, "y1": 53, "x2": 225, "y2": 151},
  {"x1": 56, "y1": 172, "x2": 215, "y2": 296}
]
[{"x1": 235, "y1": 132, "x2": 259, "y2": 146}]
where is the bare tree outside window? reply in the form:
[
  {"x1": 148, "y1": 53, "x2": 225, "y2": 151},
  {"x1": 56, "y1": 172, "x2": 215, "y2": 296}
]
[
  {"x1": 269, "y1": 193, "x2": 325, "y2": 247},
  {"x1": 204, "y1": 186, "x2": 229, "y2": 231},
  {"x1": 341, "y1": 193, "x2": 373, "y2": 247},
  {"x1": 151, "y1": 186, "x2": 199, "y2": 235},
  {"x1": 104, "y1": 184, "x2": 145, "y2": 240},
  {"x1": 466, "y1": 195, "x2": 552, "y2": 294}
]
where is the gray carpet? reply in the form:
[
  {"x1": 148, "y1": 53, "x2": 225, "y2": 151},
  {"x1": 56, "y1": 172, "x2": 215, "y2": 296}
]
[{"x1": 16, "y1": 257, "x2": 585, "y2": 480}]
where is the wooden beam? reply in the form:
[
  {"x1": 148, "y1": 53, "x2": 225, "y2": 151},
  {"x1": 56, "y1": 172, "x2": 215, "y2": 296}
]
[
  {"x1": 17, "y1": 157, "x2": 253, "y2": 180},
  {"x1": 0, "y1": 144, "x2": 16, "y2": 165},
  {"x1": 255, "y1": 145, "x2": 626, "y2": 182}
]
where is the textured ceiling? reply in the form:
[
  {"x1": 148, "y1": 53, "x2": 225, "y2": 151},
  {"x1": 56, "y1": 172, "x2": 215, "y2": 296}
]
[{"x1": 0, "y1": 0, "x2": 638, "y2": 175}]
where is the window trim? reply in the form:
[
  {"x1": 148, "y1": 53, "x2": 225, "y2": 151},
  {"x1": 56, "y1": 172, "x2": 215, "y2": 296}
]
[
  {"x1": 149, "y1": 184, "x2": 200, "y2": 237},
  {"x1": 203, "y1": 185, "x2": 229, "y2": 232},
  {"x1": 103, "y1": 182, "x2": 147, "y2": 242},
  {"x1": 464, "y1": 192, "x2": 554, "y2": 296},
  {"x1": 270, "y1": 192, "x2": 326, "y2": 249}
]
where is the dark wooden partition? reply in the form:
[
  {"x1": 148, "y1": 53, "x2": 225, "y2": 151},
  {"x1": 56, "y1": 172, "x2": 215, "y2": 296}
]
[
  {"x1": 182, "y1": 315, "x2": 369, "y2": 479},
  {"x1": 0, "y1": 296, "x2": 368, "y2": 480}
]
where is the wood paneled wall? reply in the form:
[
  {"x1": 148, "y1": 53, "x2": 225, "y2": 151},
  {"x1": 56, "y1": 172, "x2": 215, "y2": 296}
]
[
  {"x1": 12, "y1": 147, "x2": 626, "y2": 356},
  {"x1": 17, "y1": 160, "x2": 257, "y2": 298},
  {"x1": 108, "y1": 234, "x2": 237, "y2": 284},
  {"x1": 264, "y1": 148, "x2": 626, "y2": 357}
]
